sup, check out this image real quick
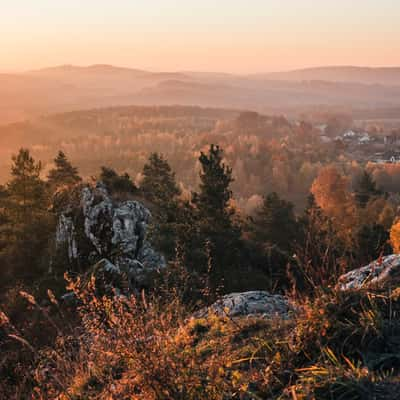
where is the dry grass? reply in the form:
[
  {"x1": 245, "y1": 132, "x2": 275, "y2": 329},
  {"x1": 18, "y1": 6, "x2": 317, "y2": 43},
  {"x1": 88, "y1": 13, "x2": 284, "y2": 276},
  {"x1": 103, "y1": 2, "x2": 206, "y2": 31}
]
[{"x1": 2, "y1": 271, "x2": 400, "y2": 399}]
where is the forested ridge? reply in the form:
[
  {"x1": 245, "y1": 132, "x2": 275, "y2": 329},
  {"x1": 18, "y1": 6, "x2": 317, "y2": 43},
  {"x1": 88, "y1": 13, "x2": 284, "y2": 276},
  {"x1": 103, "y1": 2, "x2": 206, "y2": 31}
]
[{"x1": 2, "y1": 106, "x2": 400, "y2": 215}]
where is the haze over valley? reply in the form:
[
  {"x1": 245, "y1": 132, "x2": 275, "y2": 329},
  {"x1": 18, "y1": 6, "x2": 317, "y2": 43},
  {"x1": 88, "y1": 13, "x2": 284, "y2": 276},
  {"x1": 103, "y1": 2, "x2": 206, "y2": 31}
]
[{"x1": 3, "y1": 64, "x2": 400, "y2": 125}]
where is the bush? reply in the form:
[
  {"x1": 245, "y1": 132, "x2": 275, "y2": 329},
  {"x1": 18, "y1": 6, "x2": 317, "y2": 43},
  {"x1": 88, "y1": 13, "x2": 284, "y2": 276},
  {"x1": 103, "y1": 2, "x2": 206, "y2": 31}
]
[{"x1": 2, "y1": 276, "x2": 400, "y2": 399}]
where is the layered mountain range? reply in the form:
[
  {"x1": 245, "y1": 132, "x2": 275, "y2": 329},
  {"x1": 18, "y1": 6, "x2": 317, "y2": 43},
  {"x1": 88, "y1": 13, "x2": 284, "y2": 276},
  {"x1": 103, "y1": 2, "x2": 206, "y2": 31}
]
[{"x1": 2, "y1": 64, "x2": 400, "y2": 124}]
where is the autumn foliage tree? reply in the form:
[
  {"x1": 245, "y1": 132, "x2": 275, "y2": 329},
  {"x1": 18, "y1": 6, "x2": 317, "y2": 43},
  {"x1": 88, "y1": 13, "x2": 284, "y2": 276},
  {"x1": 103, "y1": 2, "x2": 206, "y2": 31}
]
[
  {"x1": 390, "y1": 219, "x2": 400, "y2": 254},
  {"x1": 293, "y1": 193, "x2": 344, "y2": 290},
  {"x1": 311, "y1": 165, "x2": 355, "y2": 247}
]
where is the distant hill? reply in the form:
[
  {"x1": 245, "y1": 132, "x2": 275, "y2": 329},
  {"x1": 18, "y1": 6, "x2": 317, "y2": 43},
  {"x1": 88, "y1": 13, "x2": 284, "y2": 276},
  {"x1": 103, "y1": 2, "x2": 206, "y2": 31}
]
[
  {"x1": 255, "y1": 66, "x2": 400, "y2": 86},
  {"x1": 2, "y1": 64, "x2": 400, "y2": 125},
  {"x1": 0, "y1": 65, "x2": 192, "y2": 124},
  {"x1": 134, "y1": 78, "x2": 400, "y2": 110},
  {"x1": 28, "y1": 64, "x2": 189, "y2": 85}
]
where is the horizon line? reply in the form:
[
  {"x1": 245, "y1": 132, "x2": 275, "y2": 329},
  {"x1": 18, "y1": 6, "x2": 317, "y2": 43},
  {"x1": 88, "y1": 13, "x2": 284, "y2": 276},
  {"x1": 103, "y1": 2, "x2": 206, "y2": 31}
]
[{"x1": 3, "y1": 63, "x2": 400, "y2": 76}]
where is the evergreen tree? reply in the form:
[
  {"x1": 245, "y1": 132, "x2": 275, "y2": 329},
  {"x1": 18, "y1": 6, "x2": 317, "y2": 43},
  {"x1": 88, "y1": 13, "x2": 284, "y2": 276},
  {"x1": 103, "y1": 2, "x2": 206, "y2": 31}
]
[
  {"x1": 100, "y1": 167, "x2": 137, "y2": 195},
  {"x1": 191, "y1": 145, "x2": 243, "y2": 291},
  {"x1": 193, "y1": 144, "x2": 233, "y2": 220},
  {"x1": 48, "y1": 151, "x2": 81, "y2": 189},
  {"x1": 250, "y1": 192, "x2": 298, "y2": 253},
  {"x1": 140, "y1": 153, "x2": 187, "y2": 259},
  {"x1": 141, "y1": 152, "x2": 181, "y2": 204},
  {"x1": 246, "y1": 192, "x2": 300, "y2": 290},
  {"x1": 0, "y1": 149, "x2": 54, "y2": 283},
  {"x1": 356, "y1": 223, "x2": 391, "y2": 264},
  {"x1": 355, "y1": 170, "x2": 381, "y2": 208},
  {"x1": 7, "y1": 148, "x2": 46, "y2": 221}
]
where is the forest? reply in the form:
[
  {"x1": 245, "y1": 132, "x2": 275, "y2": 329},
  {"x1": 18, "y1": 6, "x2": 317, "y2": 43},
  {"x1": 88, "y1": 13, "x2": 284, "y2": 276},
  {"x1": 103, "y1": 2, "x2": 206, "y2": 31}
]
[
  {"x1": 1, "y1": 134, "x2": 400, "y2": 399},
  {"x1": 2, "y1": 105, "x2": 400, "y2": 215}
]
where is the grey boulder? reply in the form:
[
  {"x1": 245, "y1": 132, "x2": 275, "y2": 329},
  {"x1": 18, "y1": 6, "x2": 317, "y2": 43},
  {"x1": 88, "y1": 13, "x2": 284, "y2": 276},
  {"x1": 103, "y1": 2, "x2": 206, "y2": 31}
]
[
  {"x1": 338, "y1": 254, "x2": 400, "y2": 290},
  {"x1": 198, "y1": 291, "x2": 293, "y2": 319}
]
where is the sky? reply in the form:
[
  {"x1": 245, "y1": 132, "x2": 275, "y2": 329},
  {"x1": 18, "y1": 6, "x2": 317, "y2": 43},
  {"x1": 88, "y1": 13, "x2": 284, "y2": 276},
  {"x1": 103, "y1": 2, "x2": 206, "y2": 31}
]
[{"x1": 1, "y1": 0, "x2": 400, "y2": 73}]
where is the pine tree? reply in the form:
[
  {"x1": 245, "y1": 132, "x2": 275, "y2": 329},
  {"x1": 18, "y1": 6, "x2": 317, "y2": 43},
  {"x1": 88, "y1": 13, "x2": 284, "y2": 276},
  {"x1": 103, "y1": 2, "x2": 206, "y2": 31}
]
[
  {"x1": 140, "y1": 153, "x2": 186, "y2": 259},
  {"x1": 354, "y1": 170, "x2": 381, "y2": 208},
  {"x1": 191, "y1": 145, "x2": 243, "y2": 291},
  {"x1": 193, "y1": 144, "x2": 233, "y2": 220},
  {"x1": 48, "y1": 151, "x2": 81, "y2": 189},
  {"x1": 100, "y1": 167, "x2": 137, "y2": 194},
  {"x1": 0, "y1": 149, "x2": 54, "y2": 283},
  {"x1": 356, "y1": 223, "x2": 391, "y2": 264},
  {"x1": 141, "y1": 153, "x2": 181, "y2": 204},
  {"x1": 246, "y1": 192, "x2": 299, "y2": 290},
  {"x1": 250, "y1": 191, "x2": 298, "y2": 253},
  {"x1": 7, "y1": 148, "x2": 46, "y2": 221}
]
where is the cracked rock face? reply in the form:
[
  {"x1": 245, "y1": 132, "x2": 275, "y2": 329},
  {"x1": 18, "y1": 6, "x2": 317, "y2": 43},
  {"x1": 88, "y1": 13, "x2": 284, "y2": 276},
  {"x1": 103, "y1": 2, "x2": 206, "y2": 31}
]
[
  {"x1": 56, "y1": 182, "x2": 165, "y2": 289},
  {"x1": 198, "y1": 291, "x2": 293, "y2": 319},
  {"x1": 338, "y1": 254, "x2": 400, "y2": 290}
]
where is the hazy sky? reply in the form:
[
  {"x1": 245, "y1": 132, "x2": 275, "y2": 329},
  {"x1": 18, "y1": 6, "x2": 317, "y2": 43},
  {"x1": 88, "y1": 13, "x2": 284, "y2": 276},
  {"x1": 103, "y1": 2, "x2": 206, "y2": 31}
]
[{"x1": 2, "y1": 0, "x2": 400, "y2": 73}]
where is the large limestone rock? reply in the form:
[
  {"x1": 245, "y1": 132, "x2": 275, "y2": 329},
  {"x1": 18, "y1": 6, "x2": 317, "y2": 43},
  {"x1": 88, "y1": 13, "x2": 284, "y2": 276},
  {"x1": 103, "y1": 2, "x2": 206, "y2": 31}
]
[
  {"x1": 55, "y1": 182, "x2": 165, "y2": 290},
  {"x1": 198, "y1": 291, "x2": 293, "y2": 319},
  {"x1": 338, "y1": 254, "x2": 400, "y2": 290}
]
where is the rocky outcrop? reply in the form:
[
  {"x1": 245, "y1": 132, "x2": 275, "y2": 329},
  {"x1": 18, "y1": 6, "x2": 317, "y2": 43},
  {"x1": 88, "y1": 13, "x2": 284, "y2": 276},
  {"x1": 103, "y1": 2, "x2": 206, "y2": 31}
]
[
  {"x1": 338, "y1": 254, "x2": 400, "y2": 290},
  {"x1": 198, "y1": 291, "x2": 293, "y2": 319},
  {"x1": 56, "y1": 182, "x2": 165, "y2": 291}
]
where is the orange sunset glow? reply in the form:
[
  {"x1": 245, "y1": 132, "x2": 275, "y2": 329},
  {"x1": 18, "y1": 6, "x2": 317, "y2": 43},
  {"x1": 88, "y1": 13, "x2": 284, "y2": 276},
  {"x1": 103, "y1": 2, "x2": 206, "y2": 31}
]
[
  {"x1": 2, "y1": 2, "x2": 400, "y2": 399},
  {"x1": 2, "y1": 0, "x2": 400, "y2": 73}
]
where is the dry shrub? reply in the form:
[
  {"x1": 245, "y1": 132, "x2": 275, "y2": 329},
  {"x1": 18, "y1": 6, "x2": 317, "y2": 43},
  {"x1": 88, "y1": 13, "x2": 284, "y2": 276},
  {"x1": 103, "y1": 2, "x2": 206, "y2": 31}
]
[
  {"x1": 3, "y1": 271, "x2": 400, "y2": 399},
  {"x1": 32, "y1": 276, "x2": 248, "y2": 399}
]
